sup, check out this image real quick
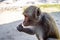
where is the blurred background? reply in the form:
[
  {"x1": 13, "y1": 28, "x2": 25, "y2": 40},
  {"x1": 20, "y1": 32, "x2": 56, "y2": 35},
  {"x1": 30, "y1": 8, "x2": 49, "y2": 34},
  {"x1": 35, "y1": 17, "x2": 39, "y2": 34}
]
[{"x1": 0, "y1": 0, "x2": 60, "y2": 40}]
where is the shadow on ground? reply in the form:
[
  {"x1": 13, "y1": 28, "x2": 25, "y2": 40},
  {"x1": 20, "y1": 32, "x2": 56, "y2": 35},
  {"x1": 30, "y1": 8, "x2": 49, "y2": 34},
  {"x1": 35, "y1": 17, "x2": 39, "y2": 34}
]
[{"x1": 0, "y1": 20, "x2": 37, "y2": 40}]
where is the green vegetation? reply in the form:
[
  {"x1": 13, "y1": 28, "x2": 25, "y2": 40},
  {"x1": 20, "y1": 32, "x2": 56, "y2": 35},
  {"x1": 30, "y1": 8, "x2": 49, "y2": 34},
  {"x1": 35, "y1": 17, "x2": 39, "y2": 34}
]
[{"x1": 38, "y1": 4, "x2": 60, "y2": 9}]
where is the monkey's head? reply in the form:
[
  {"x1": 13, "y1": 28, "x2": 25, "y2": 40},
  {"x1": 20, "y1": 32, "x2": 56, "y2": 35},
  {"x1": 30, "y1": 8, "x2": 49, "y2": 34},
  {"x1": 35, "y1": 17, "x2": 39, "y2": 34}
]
[{"x1": 23, "y1": 6, "x2": 41, "y2": 26}]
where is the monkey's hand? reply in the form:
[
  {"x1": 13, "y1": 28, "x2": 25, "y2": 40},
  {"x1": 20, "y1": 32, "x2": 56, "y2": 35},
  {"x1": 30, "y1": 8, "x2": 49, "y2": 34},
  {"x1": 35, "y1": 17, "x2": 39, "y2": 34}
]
[
  {"x1": 17, "y1": 24, "x2": 35, "y2": 35},
  {"x1": 17, "y1": 24, "x2": 23, "y2": 32}
]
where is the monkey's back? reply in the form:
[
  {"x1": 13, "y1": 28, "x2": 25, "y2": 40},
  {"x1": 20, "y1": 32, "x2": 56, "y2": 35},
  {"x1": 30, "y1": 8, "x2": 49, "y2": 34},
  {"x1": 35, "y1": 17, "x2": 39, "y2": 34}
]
[{"x1": 40, "y1": 13, "x2": 60, "y2": 39}]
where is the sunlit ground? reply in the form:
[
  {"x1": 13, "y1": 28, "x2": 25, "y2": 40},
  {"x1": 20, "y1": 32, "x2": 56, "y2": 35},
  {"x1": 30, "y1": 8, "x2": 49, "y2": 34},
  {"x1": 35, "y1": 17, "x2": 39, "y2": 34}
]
[{"x1": 0, "y1": 3, "x2": 60, "y2": 25}]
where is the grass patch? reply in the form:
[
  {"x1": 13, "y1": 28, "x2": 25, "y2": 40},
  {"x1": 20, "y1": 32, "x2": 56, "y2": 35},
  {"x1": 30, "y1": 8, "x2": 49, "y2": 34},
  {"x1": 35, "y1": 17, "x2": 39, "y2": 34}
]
[
  {"x1": 23, "y1": 4, "x2": 60, "y2": 13},
  {"x1": 38, "y1": 4, "x2": 60, "y2": 9}
]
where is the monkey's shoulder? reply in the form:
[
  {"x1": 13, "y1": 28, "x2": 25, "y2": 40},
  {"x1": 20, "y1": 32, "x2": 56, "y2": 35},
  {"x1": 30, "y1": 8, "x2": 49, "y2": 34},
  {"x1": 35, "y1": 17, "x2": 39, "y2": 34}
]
[
  {"x1": 42, "y1": 12, "x2": 54, "y2": 21},
  {"x1": 41, "y1": 12, "x2": 56, "y2": 26}
]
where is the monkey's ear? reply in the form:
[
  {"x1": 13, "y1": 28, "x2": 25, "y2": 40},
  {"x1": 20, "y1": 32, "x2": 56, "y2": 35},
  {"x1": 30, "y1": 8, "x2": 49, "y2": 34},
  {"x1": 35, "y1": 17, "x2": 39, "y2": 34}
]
[
  {"x1": 35, "y1": 8, "x2": 41, "y2": 16},
  {"x1": 36, "y1": 8, "x2": 41, "y2": 16},
  {"x1": 34, "y1": 8, "x2": 41, "y2": 19}
]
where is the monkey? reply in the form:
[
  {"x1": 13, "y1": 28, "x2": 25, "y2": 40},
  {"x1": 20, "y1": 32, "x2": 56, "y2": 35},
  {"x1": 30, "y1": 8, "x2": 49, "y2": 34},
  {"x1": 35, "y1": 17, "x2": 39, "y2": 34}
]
[{"x1": 17, "y1": 6, "x2": 60, "y2": 40}]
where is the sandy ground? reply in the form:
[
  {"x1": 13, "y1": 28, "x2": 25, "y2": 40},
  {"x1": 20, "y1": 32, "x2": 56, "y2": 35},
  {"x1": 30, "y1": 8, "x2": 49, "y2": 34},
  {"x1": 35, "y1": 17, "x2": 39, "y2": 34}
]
[{"x1": 0, "y1": 12, "x2": 60, "y2": 40}]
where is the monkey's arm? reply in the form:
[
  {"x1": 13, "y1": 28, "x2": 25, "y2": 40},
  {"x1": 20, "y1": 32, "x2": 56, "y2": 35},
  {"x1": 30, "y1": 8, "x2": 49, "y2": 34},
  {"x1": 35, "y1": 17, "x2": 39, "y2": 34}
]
[
  {"x1": 17, "y1": 24, "x2": 35, "y2": 35},
  {"x1": 22, "y1": 28, "x2": 35, "y2": 35}
]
